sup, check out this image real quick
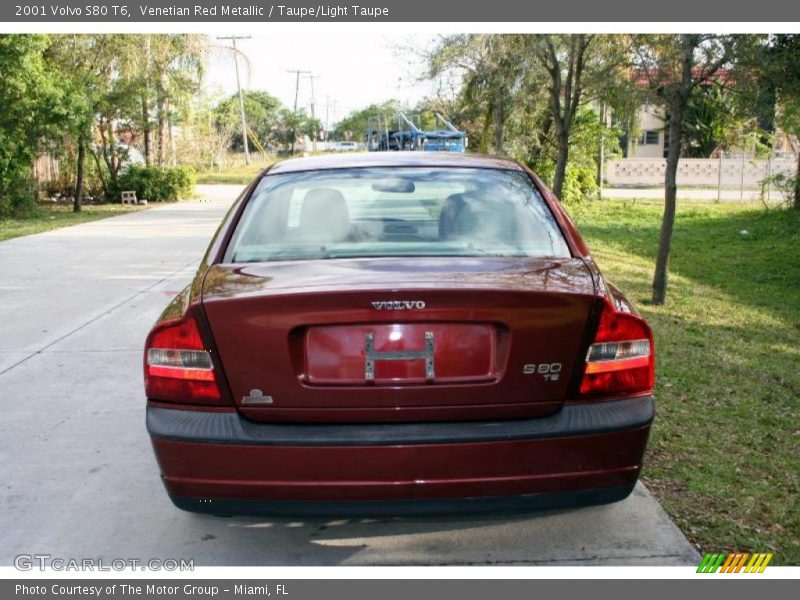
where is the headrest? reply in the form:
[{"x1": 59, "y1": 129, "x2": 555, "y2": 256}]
[
  {"x1": 439, "y1": 194, "x2": 474, "y2": 240},
  {"x1": 439, "y1": 193, "x2": 518, "y2": 242},
  {"x1": 299, "y1": 188, "x2": 351, "y2": 243}
]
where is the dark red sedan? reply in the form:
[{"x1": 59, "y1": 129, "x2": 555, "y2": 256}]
[{"x1": 145, "y1": 152, "x2": 654, "y2": 516}]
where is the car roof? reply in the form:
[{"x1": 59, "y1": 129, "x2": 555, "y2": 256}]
[{"x1": 266, "y1": 151, "x2": 525, "y2": 174}]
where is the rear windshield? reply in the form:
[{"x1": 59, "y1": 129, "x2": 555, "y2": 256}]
[{"x1": 224, "y1": 167, "x2": 571, "y2": 262}]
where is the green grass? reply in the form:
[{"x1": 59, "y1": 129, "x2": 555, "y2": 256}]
[
  {"x1": 0, "y1": 203, "x2": 148, "y2": 242},
  {"x1": 196, "y1": 161, "x2": 274, "y2": 185},
  {"x1": 569, "y1": 199, "x2": 800, "y2": 564}
]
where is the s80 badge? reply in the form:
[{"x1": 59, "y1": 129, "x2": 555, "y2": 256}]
[{"x1": 522, "y1": 363, "x2": 562, "y2": 381}]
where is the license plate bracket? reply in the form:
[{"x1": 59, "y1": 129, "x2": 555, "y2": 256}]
[{"x1": 365, "y1": 331, "x2": 435, "y2": 382}]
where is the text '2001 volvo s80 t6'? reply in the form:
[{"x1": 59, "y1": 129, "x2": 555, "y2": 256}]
[{"x1": 144, "y1": 152, "x2": 655, "y2": 516}]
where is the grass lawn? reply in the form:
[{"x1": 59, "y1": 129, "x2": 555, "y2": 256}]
[
  {"x1": 195, "y1": 161, "x2": 274, "y2": 185},
  {"x1": 0, "y1": 203, "x2": 148, "y2": 242},
  {"x1": 569, "y1": 199, "x2": 800, "y2": 564}
]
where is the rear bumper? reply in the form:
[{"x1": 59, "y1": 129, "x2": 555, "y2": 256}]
[{"x1": 147, "y1": 396, "x2": 654, "y2": 515}]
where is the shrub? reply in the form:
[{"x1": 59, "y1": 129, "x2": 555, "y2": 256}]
[
  {"x1": 115, "y1": 166, "x2": 196, "y2": 202},
  {"x1": 0, "y1": 171, "x2": 37, "y2": 218},
  {"x1": 0, "y1": 187, "x2": 37, "y2": 218},
  {"x1": 760, "y1": 171, "x2": 799, "y2": 209},
  {"x1": 560, "y1": 164, "x2": 599, "y2": 204},
  {"x1": 530, "y1": 162, "x2": 598, "y2": 204},
  {"x1": 0, "y1": 141, "x2": 38, "y2": 217}
]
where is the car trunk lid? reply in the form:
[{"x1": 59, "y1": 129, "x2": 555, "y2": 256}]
[{"x1": 201, "y1": 257, "x2": 596, "y2": 423}]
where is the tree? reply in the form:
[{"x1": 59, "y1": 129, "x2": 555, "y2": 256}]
[
  {"x1": 680, "y1": 85, "x2": 737, "y2": 158},
  {"x1": 215, "y1": 90, "x2": 281, "y2": 151},
  {"x1": 274, "y1": 108, "x2": 307, "y2": 153},
  {"x1": 108, "y1": 35, "x2": 205, "y2": 167},
  {"x1": 147, "y1": 35, "x2": 206, "y2": 167},
  {"x1": 527, "y1": 35, "x2": 594, "y2": 199},
  {"x1": 426, "y1": 35, "x2": 523, "y2": 155},
  {"x1": 748, "y1": 35, "x2": 800, "y2": 208},
  {"x1": 520, "y1": 35, "x2": 637, "y2": 200},
  {"x1": 632, "y1": 34, "x2": 735, "y2": 305},
  {"x1": 47, "y1": 35, "x2": 123, "y2": 211},
  {"x1": 183, "y1": 93, "x2": 236, "y2": 169},
  {"x1": 0, "y1": 35, "x2": 61, "y2": 216},
  {"x1": 46, "y1": 34, "x2": 208, "y2": 207},
  {"x1": 333, "y1": 100, "x2": 403, "y2": 142},
  {"x1": 425, "y1": 35, "x2": 634, "y2": 200},
  {"x1": 303, "y1": 116, "x2": 323, "y2": 143},
  {"x1": 2, "y1": 34, "x2": 212, "y2": 210}
]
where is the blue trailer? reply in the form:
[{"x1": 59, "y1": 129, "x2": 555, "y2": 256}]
[{"x1": 367, "y1": 112, "x2": 467, "y2": 153}]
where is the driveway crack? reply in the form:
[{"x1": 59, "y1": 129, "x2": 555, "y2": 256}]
[{"x1": 0, "y1": 260, "x2": 197, "y2": 378}]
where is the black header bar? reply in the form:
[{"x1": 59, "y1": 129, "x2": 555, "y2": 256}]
[{"x1": 4, "y1": 0, "x2": 800, "y2": 23}]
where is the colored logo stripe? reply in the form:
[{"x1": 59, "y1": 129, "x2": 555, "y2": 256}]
[
  {"x1": 697, "y1": 552, "x2": 773, "y2": 573},
  {"x1": 747, "y1": 553, "x2": 773, "y2": 573},
  {"x1": 697, "y1": 553, "x2": 726, "y2": 573}
]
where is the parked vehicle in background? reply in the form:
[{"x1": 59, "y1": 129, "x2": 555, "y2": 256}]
[
  {"x1": 144, "y1": 152, "x2": 655, "y2": 516},
  {"x1": 331, "y1": 141, "x2": 359, "y2": 152}
]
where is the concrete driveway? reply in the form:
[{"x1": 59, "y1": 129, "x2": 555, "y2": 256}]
[{"x1": 0, "y1": 185, "x2": 699, "y2": 566}]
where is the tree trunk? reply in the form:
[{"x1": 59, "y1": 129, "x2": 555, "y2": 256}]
[
  {"x1": 99, "y1": 120, "x2": 121, "y2": 194},
  {"x1": 156, "y1": 75, "x2": 167, "y2": 167},
  {"x1": 493, "y1": 114, "x2": 505, "y2": 155},
  {"x1": 90, "y1": 148, "x2": 108, "y2": 198},
  {"x1": 479, "y1": 102, "x2": 493, "y2": 154},
  {"x1": 143, "y1": 35, "x2": 152, "y2": 166},
  {"x1": 493, "y1": 90, "x2": 505, "y2": 155},
  {"x1": 168, "y1": 110, "x2": 176, "y2": 166},
  {"x1": 535, "y1": 34, "x2": 589, "y2": 201},
  {"x1": 157, "y1": 109, "x2": 166, "y2": 167},
  {"x1": 142, "y1": 96, "x2": 152, "y2": 166},
  {"x1": 74, "y1": 136, "x2": 85, "y2": 214},
  {"x1": 652, "y1": 104, "x2": 683, "y2": 305},
  {"x1": 652, "y1": 34, "x2": 705, "y2": 304},
  {"x1": 529, "y1": 115, "x2": 553, "y2": 166},
  {"x1": 597, "y1": 102, "x2": 607, "y2": 199},
  {"x1": 552, "y1": 128, "x2": 570, "y2": 200},
  {"x1": 795, "y1": 152, "x2": 800, "y2": 210}
]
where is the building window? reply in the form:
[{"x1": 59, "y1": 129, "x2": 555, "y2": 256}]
[{"x1": 639, "y1": 130, "x2": 660, "y2": 145}]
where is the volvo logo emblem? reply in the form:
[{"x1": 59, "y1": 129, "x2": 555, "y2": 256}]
[
  {"x1": 371, "y1": 300, "x2": 426, "y2": 310},
  {"x1": 241, "y1": 389, "x2": 274, "y2": 405}
]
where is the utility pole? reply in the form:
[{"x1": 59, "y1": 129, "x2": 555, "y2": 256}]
[
  {"x1": 304, "y1": 74, "x2": 321, "y2": 152},
  {"x1": 324, "y1": 95, "x2": 330, "y2": 143},
  {"x1": 287, "y1": 69, "x2": 310, "y2": 154},
  {"x1": 217, "y1": 35, "x2": 252, "y2": 164}
]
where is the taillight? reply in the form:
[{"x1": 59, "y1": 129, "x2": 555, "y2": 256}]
[
  {"x1": 578, "y1": 299, "x2": 654, "y2": 398},
  {"x1": 144, "y1": 314, "x2": 224, "y2": 405}
]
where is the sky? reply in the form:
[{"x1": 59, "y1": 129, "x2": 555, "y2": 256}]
[{"x1": 203, "y1": 34, "x2": 440, "y2": 125}]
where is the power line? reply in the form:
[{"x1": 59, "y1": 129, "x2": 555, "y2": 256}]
[{"x1": 217, "y1": 35, "x2": 252, "y2": 164}]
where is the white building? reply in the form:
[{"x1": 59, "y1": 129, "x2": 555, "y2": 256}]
[{"x1": 624, "y1": 105, "x2": 666, "y2": 159}]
